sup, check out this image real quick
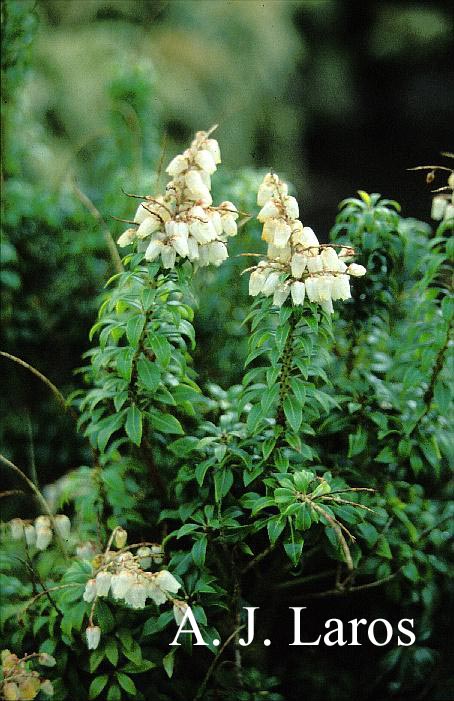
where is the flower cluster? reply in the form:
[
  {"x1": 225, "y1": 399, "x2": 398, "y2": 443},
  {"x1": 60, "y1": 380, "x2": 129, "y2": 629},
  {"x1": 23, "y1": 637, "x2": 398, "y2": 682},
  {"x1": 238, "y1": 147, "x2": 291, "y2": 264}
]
[
  {"x1": 431, "y1": 169, "x2": 454, "y2": 223},
  {"x1": 81, "y1": 530, "x2": 181, "y2": 649},
  {"x1": 9, "y1": 515, "x2": 71, "y2": 551},
  {"x1": 1, "y1": 650, "x2": 55, "y2": 700},
  {"x1": 117, "y1": 127, "x2": 239, "y2": 269},
  {"x1": 248, "y1": 172, "x2": 366, "y2": 313}
]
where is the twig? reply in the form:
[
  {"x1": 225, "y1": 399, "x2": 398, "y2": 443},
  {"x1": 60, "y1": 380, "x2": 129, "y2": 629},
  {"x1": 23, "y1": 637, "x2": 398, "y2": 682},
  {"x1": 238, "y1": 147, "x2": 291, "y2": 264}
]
[
  {"x1": 241, "y1": 544, "x2": 275, "y2": 575},
  {"x1": 72, "y1": 179, "x2": 124, "y2": 274},
  {"x1": 302, "y1": 569, "x2": 401, "y2": 599},
  {"x1": 0, "y1": 351, "x2": 77, "y2": 421},
  {"x1": 192, "y1": 625, "x2": 245, "y2": 701}
]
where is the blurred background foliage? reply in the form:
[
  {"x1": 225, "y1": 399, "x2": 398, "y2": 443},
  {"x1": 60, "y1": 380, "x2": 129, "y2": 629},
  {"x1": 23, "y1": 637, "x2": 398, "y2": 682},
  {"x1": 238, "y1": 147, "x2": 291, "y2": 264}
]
[
  {"x1": 0, "y1": 1, "x2": 453, "y2": 697},
  {"x1": 2, "y1": 0, "x2": 453, "y2": 531}
]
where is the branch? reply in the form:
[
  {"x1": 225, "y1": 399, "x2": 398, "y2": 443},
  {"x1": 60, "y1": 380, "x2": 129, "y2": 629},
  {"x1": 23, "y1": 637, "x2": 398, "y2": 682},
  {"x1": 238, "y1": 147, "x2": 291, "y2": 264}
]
[
  {"x1": 72, "y1": 179, "x2": 124, "y2": 274},
  {"x1": 0, "y1": 351, "x2": 77, "y2": 421}
]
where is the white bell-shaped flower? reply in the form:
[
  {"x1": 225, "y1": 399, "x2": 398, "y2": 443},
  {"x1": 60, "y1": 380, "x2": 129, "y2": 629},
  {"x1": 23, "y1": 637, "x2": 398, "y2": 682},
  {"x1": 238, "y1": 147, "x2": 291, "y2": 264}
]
[
  {"x1": 195, "y1": 149, "x2": 217, "y2": 174},
  {"x1": 291, "y1": 253, "x2": 307, "y2": 278},
  {"x1": 273, "y1": 284, "x2": 290, "y2": 307},
  {"x1": 347, "y1": 263, "x2": 367, "y2": 277},
  {"x1": 291, "y1": 281, "x2": 306, "y2": 305},
  {"x1": 274, "y1": 220, "x2": 291, "y2": 249}
]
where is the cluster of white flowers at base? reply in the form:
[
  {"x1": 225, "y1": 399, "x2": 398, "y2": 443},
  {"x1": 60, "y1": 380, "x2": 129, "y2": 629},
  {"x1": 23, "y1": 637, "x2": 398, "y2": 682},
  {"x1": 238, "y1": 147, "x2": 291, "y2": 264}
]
[
  {"x1": 431, "y1": 171, "x2": 454, "y2": 223},
  {"x1": 117, "y1": 127, "x2": 239, "y2": 270},
  {"x1": 9, "y1": 515, "x2": 71, "y2": 551},
  {"x1": 248, "y1": 173, "x2": 366, "y2": 313}
]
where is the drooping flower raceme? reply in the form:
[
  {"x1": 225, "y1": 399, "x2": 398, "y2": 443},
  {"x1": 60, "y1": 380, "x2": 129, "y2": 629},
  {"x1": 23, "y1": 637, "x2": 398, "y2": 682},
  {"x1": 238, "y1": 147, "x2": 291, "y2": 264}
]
[
  {"x1": 117, "y1": 127, "x2": 239, "y2": 269},
  {"x1": 248, "y1": 172, "x2": 366, "y2": 313}
]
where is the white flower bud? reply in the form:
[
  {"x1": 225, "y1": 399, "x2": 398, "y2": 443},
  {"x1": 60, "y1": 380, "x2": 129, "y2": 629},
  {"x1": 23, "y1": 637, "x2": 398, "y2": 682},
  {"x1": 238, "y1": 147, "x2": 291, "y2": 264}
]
[
  {"x1": 173, "y1": 599, "x2": 189, "y2": 625},
  {"x1": 35, "y1": 516, "x2": 51, "y2": 529},
  {"x1": 95, "y1": 571, "x2": 112, "y2": 597},
  {"x1": 137, "y1": 546, "x2": 152, "y2": 570},
  {"x1": 207, "y1": 241, "x2": 228, "y2": 266},
  {"x1": 40, "y1": 679, "x2": 54, "y2": 696},
  {"x1": 195, "y1": 149, "x2": 217, "y2": 174},
  {"x1": 155, "y1": 570, "x2": 181, "y2": 594},
  {"x1": 161, "y1": 245, "x2": 177, "y2": 269},
  {"x1": 262, "y1": 218, "x2": 277, "y2": 243},
  {"x1": 321, "y1": 298, "x2": 334, "y2": 314},
  {"x1": 10, "y1": 518, "x2": 24, "y2": 541},
  {"x1": 24, "y1": 524, "x2": 36, "y2": 547},
  {"x1": 267, "y1": 243, "x2": 291, "y2": 262},
  {"x1": 274, "y1": 220, "x2": 291, "y2": 248},
  {"x1": 347, "y1": 263, "x2": 367, "y2": 277},
  {"x1": 185, "y1": 170, "x2": 211, "y2": 201},
  {"x1": 273, "y1": 284, "x2": 290, "y2": 307},
  {"x1": 145, "y1": 239, "x2": 164, "y2": 262},
  {"x1": 305, "y1": 277, "x2": 318, "y2": 302},
  {"x1": 257, "y1": 200, "x2": 279, "y2": 223},
  {"x1": 220, "y1": 201, "x2": 239, "y2": 219},
  {"x1": 172, "y1": 235, "x2": 189, "y2": 258},
  {"x1": 431, "y1": 196, "x2": 447, "y2": 220},
  {"x1": 262, "y1": 271, "x2": 281, "y2": 296},
  {"x1": 331, "y1": 274, "x2": 351, "y2": 301},
  {"x1": 187, "y1": 237, "x2": 199, "y2": 261},
  {"x1": 290, "y1": 220, "x2": 304, "y2": 245},
  {"x1": 209, "y1": 210, "x2": 223, "y2": 236},
  {"x1": 54, "y1": 515, "x2": 71, "y2": 541},
  {"x1": 134, "y1": 203, "x2": 150, "y2": 224},
  {"x1": 317, "y1": 275, "x2": 334, "y2": 302},
  {"x1": 137, "y1": 216, "x2": 161, "y2": 239},
  {"x1": 221, "y1": 215, "x2": 237, "y2": 237},
  {"x1": 448, "y1": 172, "x2": 454, "y2": 189},
  {"x1": 337, "y1": 259, "x2": 347, "y2": 273},
  {"x1": 35, "y1": 526, "x2": 52, "y2": 551},
  {"x1": 197, "y1": 244, "x2": 211, "y2": 267},
  {"x1": 321, "y1": 247, "x2": 339, "y2": 271},
  {"x1": 307, "y1": 255, "x2": 323, "y2": 273},
  {"x1": 111, "y1": 570, "x2": 134, "y2": 600},
  {"x1": 283, "y1": 195, "x2": 299, "y2": 219},
  {"x1": 291, "y1": 281, "x2": 306, "y2": 305},
  {"x1": 166, "y1": 154, "x2": 188, "y2": 176},
  {"x1": 86, "y1": 625, "x2": 101, "y2": 650},
  {"x1": 291, "y1": 253, "x2": 307, "y2": 279},
  {"x1": 124, "y1": 579, "x2": 148, "y2": 609},
  {"x1": 117, "y1": 228, "x2": 136, "y2": 247},
  {"x1": 38, "y1": 653, "x2": 56, "y2": 667},
  {"x1": 205, "y1": 138, "x2": 221, "y2": 164},
  {"x1": 249, "y1": 270, "x2": 267, "y2": 296},
  {"x1": 76, "y1": 541, "x2": 97, "y2": 560},
  {"x1": 114, "y1": 527, "x2": 127, "y2": 549},
  {"x1": 83, "y1": 578, "x2": 97, "y2": 603},
  {"x1": 300, "y1": 226, "x2": 319, "y2": 252}
]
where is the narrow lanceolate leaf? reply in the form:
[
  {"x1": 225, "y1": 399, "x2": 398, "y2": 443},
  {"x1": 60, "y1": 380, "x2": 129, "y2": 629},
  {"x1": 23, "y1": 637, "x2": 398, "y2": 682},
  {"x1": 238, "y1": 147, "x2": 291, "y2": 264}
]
[
  {"x1": 137, "y1": 358, "x2": 161, "y2": 392},
  {"x1": 283, "y1": 394, "x2": 303, "y2": 433},
  {"x1": 148, "y1": 333, "x2": 172, "y2": 368},
  {"x1": 214, "y1": 468, "x2": 233, "y2": 501},
  {"x1": 126, "y1": 314, "x2": 145, "y2": 347},
  {"x1": 192, "y1": 535, "x2": 208, "y2": 567},
  {"x1": 125, "y1": 405, "x2": 142, "y2": 446},
  {"x1": 149, "y1": 411, "x2": 184, "y2": 435}
]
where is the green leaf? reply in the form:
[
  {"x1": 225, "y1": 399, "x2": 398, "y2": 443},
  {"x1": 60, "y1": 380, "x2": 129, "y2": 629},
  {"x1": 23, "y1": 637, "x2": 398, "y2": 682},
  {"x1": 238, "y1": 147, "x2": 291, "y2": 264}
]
[
  {"x1": 163, "y1": 650, "x2": 176, "y2": 678},
  {"x1": 246, "y1": 404, "x2": 264, "y2": 434},
  {"x1": 105, "y1": 637, "x2": 119, "y2": 666},
  {"x1": 192, "y1": 536, "x2": 207, "y2": 567},
  {"x1": 116, "y1": 673, "x2": 136, "y2": 695},
  {"x1": 284, "y1": 539, "x2": 304, "y2": 565},
  {"x1": 126, "y1": 315, "x2": 145, "y2": 346},
  {"x1": 260, "y1": 384, "x2": 280, "y2": 414},
  {"x1": 137, "y1": 358, "x2": 160, "y2": 392},
  {"x1": 107, "y1": 684, "x2": 121, "y2": 701},
  {"x1": 125, "y1": 405, "x2": 142, "y2": 446},
  {"x1": 149, "y1": 411, "x2": 184, "y2": 435},
  {"x1": 116, "y1": 347, "x2": 135, "y2": 382},
  {"x1": 267, "y1": 517, "x2": 286, "y2": 544},
  {"x1": 376, "y1": 535, "x2": 393, "y2": 560},
  {"x1": 89, "y1": 675, "x2": 109, "y2": 700},
  {"x1": 214, "y1": 468, "x2": 233, "y2": 501},
  {"x1": 149, "y1": 333, "x2": 172, "y2": 368},
  {"x1": 289, "y1": 377, "x2": 306, "y2": 405},
  {"x1": 295, "y1": 503, "x2": 312, "y2": 530},
  {"x1": 283, "y1": 394, "x2": 302, "y2": 433}
]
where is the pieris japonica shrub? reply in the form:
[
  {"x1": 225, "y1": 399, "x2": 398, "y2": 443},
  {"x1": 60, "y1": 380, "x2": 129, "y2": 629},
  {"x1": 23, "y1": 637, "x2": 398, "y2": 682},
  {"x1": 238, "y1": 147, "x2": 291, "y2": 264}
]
[{"x1": 1, "y1": 133, "x2": 453, "y2": 701}]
